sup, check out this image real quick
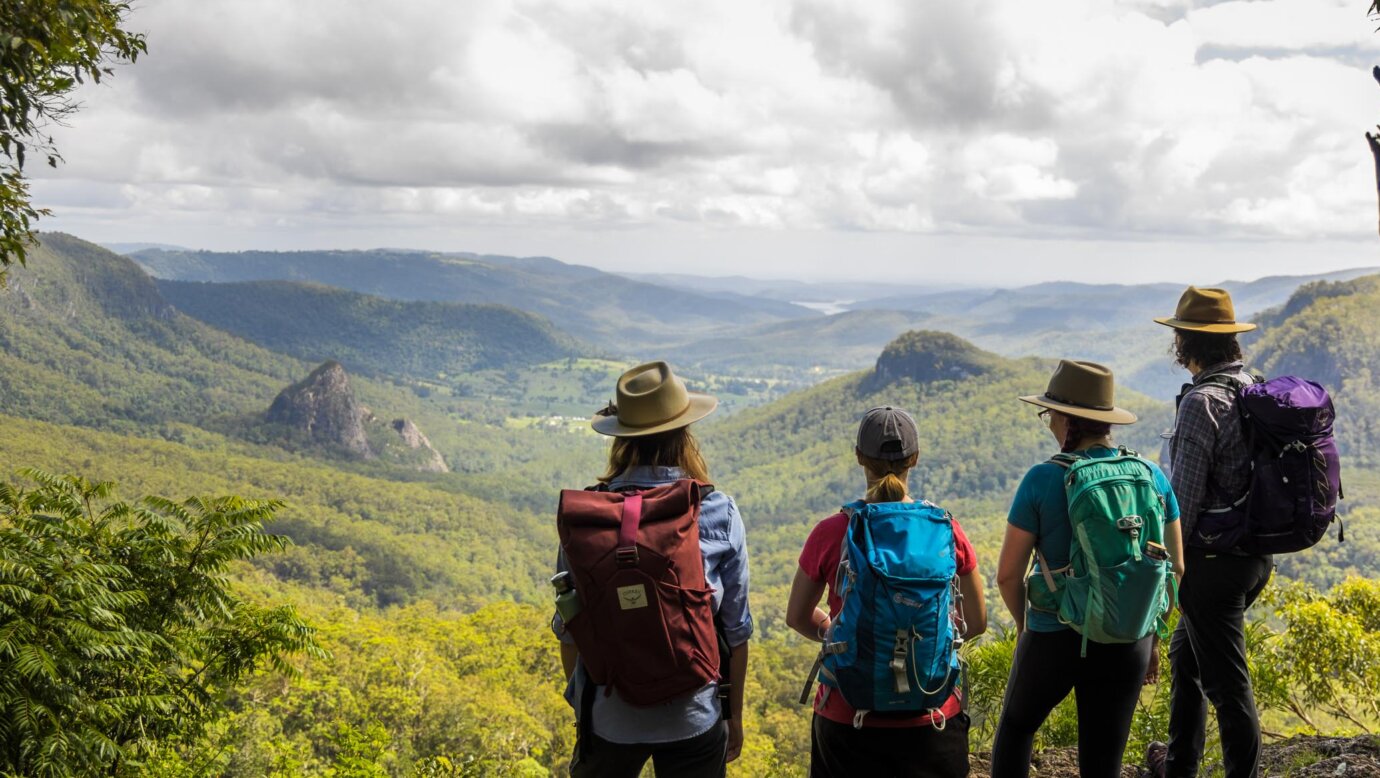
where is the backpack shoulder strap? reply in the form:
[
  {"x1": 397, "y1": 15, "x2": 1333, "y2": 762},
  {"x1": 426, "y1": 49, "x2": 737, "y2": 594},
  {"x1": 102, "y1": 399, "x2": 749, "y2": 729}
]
[
  {"x1": 1194, "y1": 371, "x2": 1250, "y2": 395},
  {"x1": 1046, "y1": 453, "x2": 1082, "y2": 469}
]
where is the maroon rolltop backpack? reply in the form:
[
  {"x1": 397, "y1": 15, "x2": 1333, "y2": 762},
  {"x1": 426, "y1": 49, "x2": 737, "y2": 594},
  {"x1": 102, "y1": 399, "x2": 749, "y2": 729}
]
[{"x1": 557, "y1": 479, "x2": 726, "y2": 706}]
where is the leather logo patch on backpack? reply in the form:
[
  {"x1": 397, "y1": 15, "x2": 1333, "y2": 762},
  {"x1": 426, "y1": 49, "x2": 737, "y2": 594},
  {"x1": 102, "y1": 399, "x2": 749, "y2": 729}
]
[{"x1": 618, "y1": 584, "x2": 649, "y2": 610}]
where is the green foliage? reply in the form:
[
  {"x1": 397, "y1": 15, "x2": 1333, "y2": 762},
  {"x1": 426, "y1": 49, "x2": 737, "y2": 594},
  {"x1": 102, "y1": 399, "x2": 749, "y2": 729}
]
[
  {"x1": 0, "y1": 470, "x2": 320, "y2": 776},
  {"x1": 147, "y1": 600, "x2": 575, "y2": 777},
  {"x1": 1253, "y1": 578, "x2": 1380, "y2": 733},
  {"x1": 0, "y1": 1, "x2": 145, "y2": 272},
  {"x1": 0, "y1": 414, "x2": 557, "y2": 609}
]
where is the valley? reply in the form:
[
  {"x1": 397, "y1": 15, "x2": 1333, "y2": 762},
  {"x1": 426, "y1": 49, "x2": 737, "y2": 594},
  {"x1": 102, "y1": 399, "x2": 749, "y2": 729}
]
[{"x1": 1, "y1": 234, "x2": 1377, "y2": 775}]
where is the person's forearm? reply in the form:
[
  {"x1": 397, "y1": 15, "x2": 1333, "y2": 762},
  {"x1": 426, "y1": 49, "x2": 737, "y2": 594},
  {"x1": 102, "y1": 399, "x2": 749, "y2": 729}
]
[
  {"x1": 789, "y1": 607, "x2": 830, "y2": 642},
  {"x1": 560, "y1": 643, "x2": 578, "y2": 681},
  {"x1": 999, "y1": 578, "x2": 1026, "y2": 632},
  {"x1": 728, "y1": 641, "x2": 749, "y2": 722}
]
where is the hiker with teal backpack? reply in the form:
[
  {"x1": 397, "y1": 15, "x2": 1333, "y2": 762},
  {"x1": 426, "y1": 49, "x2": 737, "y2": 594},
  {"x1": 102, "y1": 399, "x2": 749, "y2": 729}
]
[
  {"x1": 787, "y1": 406, "x2": 988, "y2": 778},
  {"x1": 990, "y1": 360, "x2": 1184, "y2": 778}
]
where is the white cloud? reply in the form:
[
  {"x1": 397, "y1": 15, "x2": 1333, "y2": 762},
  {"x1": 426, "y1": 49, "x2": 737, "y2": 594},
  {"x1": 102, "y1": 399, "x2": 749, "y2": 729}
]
[{"x1": 28, "y1": 0, "x2": 1380, "y2": 276}]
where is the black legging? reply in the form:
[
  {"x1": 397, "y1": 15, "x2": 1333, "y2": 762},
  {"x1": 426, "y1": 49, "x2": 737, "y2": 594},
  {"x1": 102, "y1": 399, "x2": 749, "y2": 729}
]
[{"x1": 989, "y1": 629, "x2": 1152, "y2": 778}]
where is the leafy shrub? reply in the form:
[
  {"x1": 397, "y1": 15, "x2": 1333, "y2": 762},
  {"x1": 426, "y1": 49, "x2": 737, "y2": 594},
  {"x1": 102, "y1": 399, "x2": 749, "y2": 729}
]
[{"x1": 0, "y1": 470, "x2": 321, "y2": 776}]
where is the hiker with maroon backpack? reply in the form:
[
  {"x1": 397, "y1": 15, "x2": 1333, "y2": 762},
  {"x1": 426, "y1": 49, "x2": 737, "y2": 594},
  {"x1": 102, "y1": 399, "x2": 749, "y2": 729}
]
[
  {"x1": 1146, "y1": 287, "x2": 1342, "y2": 778},
  {"x1": 787, "y1": 406, "x2": 988, "y2": 778},
  {"x1": 552, "y1": 361, "x2": 752, "y2": 778}
]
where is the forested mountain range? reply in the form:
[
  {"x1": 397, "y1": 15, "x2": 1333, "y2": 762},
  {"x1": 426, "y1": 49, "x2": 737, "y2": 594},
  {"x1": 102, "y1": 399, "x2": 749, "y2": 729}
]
[
  {"x1": 127, "y1": 246, "x2": 816, "y2": 350},
  {"x1": 1, "y1": 234, "x2": 1377, "y2": 775},
  {"x1": 666, "y1": 267, "x2": 1380, "y2": 400},
  {"x1": 158, "y1": 278, "x2": 583, "y2": 379}
]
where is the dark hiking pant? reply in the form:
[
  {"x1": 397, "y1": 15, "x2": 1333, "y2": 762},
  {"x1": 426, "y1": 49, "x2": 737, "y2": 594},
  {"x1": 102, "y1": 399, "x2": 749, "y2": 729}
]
[
  {"x1": 989, "y1": 629, "x2": 1152, "y2": 778},
  {"x1": 810, "y1": 712, "x2": 971, "y2": 778},
  {"x1": 570, "y1": 720, "x2": 727, "y2": 778},
  {"x1": 1167, "y1": 548, "x2": 1273, "y2": 778}
]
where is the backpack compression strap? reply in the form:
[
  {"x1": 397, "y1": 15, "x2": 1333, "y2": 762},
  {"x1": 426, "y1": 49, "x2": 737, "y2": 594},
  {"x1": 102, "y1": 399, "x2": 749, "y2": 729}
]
[{"x1": 615, "y1": 493, "x2": 643, "y2": 567}]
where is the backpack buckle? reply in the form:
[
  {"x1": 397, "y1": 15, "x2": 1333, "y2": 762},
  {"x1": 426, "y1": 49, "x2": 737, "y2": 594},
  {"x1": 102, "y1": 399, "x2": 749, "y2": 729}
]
[
  {"x1": 615, "y1": 546, "x2": 639, "y2": 567},
  {"x1": 1116, "y1": 516, "x2": 1143, "y2": 531}
]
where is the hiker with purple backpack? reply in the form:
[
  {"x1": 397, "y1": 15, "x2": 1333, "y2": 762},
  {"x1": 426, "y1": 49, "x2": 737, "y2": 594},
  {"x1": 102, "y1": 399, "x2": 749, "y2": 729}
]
[{"x1": 1146, "y1": 287, "x2": 1342, "y2": 778}]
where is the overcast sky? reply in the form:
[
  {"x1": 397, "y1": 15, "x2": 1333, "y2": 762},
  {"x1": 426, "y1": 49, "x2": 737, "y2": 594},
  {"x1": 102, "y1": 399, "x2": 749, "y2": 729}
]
[{"x1": 28, "y1": 0, "x2": 1380, "y2": 284}]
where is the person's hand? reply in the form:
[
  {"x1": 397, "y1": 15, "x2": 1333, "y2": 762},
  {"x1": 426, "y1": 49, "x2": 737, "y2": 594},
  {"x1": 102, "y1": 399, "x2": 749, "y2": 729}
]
[
  {"x1": 1144, "y1": 647, "x2": 1161, "y2": 685},
  {"x1": 726, "y1": 720, "x2": 744, "y2": 763}
]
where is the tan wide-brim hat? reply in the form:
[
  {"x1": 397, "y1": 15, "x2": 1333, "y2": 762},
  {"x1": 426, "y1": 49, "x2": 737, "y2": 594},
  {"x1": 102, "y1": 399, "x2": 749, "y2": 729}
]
[
  {"x1": 591, "y1": 361, "x2": 718, "y2": 437},
  {"x1": 1019, "y1": 359, "x2": 1138, "y2": 425},
  {"x1": 1154, "y1": 286, "x2": 1258, "y2": 334}
]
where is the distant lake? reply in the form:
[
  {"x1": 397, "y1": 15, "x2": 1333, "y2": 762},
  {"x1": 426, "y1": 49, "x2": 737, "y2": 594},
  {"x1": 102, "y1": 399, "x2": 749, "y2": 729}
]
[{"x1": 793, "y1": 300, "x2": 853, "y2": 316}]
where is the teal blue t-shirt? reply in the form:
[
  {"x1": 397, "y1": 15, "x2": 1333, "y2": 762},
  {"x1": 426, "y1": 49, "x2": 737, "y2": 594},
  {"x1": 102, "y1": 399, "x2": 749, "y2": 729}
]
[{"x1": 1007, "y1": 445, "x2": 1180, "y2": 633}]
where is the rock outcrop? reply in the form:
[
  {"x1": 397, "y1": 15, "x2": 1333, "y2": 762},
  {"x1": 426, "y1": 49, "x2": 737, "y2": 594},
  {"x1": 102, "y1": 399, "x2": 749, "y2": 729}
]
[
  {"x1": 391, "y1": 418, "x2": 449, "y2": 473},
  {"x1": 266, "y1": 361, "x2": 374, "y2": 459}
]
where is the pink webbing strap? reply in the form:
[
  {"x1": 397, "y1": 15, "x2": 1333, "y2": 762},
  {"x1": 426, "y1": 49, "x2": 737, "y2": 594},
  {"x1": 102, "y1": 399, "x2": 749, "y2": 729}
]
[{"x1": 615, "y1": 493, "x2": 643, "y2": 567}]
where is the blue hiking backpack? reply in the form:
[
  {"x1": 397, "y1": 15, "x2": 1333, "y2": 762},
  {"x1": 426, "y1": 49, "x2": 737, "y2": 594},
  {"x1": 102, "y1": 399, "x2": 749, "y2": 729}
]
[{"x1": 799, "y1": 500, "x2": 963, "y2": 727}]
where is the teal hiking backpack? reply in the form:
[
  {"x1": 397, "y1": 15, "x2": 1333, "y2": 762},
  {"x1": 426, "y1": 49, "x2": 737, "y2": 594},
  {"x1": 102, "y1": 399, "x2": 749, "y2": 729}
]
[
  {"x1": 1025, "y1": 448, "x2": 1176, "y2": 655},
  {"x1": 798, "y1": 501, "x2": 963, "y2": 726}
]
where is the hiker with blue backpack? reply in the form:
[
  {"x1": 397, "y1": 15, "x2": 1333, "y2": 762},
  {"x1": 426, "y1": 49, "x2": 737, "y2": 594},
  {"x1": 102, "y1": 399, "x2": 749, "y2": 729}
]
[
  {"x1": 787, "y1": 406, "x2": 988, "y2": 778},
  {"x1": 990, "y1": 360, "x2": 1184, "y2": 778},
  {"x1": 1145, "y1": 287, "x2": 1342, "y2": 778},
  {"x1": 552, "y1": 362, "x2": 753, "y2": 778}
]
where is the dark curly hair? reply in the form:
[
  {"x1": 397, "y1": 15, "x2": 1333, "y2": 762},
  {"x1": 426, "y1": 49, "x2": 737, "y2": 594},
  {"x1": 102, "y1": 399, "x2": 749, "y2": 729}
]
[{"x1": 1172, "y1": 330, "x2": 1243, "y2": 371}]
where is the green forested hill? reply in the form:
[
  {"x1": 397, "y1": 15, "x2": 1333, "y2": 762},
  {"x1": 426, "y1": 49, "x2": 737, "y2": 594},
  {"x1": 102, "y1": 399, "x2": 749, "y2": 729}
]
[
  {"x1": 0, "y1": 233, "x2": 606, "y2": 485},
  {"x1": 157, "y1": 279, "x2": 584, "y2": 378},
  {"x1": 1250, "y1": 273, "x2": 1380, "y2": 463},
  {"x1": 0, "y1": 233, "x2": 304, "y2": 429},
  {"x1": 704, "y1": 330, "x2": 1172, "y2": 528},
  {"x1": 0, "y1": 413, "x2": 552, "y2": 609},
  {"x1": 129, "y1": 247, "x2": 816, "y2": 350}
]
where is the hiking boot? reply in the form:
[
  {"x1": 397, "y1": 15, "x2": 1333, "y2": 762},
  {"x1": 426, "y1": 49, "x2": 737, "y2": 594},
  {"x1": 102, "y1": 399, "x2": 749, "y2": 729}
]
[{"x1": 1145, "y1": 741, "x2": 1168, "y2": 778}]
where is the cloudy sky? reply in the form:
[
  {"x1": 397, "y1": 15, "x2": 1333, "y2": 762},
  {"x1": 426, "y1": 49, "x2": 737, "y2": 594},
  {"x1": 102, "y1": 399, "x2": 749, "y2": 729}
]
[{"x1": 29, "y1": 0, "x2": 1380, "y2": 284}]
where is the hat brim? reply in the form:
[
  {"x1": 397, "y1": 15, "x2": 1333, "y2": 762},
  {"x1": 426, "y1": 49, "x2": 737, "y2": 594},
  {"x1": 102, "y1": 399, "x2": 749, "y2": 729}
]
[
  {"x1": 590, "y1": 392, "x2": 718, "y2": 437},
  {"x1": 1153, "y1": 317, "x2": 1257, "y2": 334},
  {"x1": 1019, "y1": 395, "x2": 1138, "y2": 425}
]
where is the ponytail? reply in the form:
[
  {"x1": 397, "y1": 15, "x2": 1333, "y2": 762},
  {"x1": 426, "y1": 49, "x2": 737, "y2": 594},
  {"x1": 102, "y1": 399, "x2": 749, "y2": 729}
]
[
  {"x1": 858, "y1": 451, "x2": 919, "y2": 503},
  {"x1": 867, "y1": 472, "x2": 909, "y2": 503}
]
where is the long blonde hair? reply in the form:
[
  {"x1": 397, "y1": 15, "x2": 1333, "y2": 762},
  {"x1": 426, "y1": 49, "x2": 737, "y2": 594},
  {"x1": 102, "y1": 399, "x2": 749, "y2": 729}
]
[
  {"x1": 600, "y1": 427, "x2": 711, "y2": 484},
  {"x1": 859, "y1": 451, "x2": 918, "y2": 503}
]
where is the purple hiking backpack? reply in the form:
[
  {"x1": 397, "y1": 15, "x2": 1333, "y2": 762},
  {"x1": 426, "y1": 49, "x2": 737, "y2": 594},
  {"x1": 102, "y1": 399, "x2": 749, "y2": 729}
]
[{"x1": 1192, "y1": 374, "x2": 1343, "y2": 554}]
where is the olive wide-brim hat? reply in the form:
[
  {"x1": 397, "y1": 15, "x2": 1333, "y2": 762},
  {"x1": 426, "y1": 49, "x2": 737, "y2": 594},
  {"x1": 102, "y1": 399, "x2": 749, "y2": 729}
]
[
  {"x1": 1154, "y1": 286, "x2": 1258, "y2": 334},
  {"x1": 1019, "y1": 359, "x2": 1138, "y2": 425},
  {"x1": 590, "y1": 361, "x2": 718, "y2": 437}
]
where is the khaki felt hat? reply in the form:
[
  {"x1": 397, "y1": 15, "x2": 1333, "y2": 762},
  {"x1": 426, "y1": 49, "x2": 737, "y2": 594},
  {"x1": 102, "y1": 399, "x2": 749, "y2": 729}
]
[
  {"x1": 1019, "y1": 359, "x2": 1138, "y2": 425},
  {"x1": 591, "y1": 361, "x2": 718, "y2": 437},
  {"x1": 1154, "y1": 286, "x2": 1258, "y2": 334}
]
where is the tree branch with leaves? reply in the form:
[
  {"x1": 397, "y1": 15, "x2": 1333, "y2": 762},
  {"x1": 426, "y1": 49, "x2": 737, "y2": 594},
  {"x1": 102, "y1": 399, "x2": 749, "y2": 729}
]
[{"x1": 0, "y1": 0, "x2": 146, "y2": 281}]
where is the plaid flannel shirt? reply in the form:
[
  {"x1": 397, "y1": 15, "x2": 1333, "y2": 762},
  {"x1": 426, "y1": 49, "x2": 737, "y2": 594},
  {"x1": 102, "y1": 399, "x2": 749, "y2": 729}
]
[{"x1": 1169, "y1": 361, "x2": 1255, "y2": 541}]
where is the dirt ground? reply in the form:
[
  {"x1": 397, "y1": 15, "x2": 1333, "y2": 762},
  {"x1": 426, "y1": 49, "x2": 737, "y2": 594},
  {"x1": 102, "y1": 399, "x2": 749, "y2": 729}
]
[{"x1": 968, "y1": 735, "x2": 1380, "y2": 777}]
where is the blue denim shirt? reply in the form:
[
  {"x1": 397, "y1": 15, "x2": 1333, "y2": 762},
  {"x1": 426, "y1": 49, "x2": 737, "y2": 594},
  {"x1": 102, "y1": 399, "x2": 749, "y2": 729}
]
[{"x1": 553, "y1": 466, "x2": 753, "y2": 744}]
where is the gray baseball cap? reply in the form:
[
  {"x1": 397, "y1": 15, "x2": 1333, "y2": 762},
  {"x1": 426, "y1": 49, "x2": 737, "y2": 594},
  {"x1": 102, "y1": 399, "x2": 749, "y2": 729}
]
[{"x1": 856, "y1": 406, "x2": 919, "y2": 461}]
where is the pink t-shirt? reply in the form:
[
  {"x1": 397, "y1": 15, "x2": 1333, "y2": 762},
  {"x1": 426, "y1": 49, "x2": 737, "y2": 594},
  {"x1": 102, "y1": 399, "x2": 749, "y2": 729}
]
[{"x1": 798, "y1": 509, "x2": 977, "y2": 728}]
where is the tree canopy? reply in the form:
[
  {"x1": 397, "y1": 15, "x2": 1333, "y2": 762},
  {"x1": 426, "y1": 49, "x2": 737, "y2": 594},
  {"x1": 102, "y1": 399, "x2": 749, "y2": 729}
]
[{"x1": 0, "y1": 0, "x2": 145, "y2": 276}]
